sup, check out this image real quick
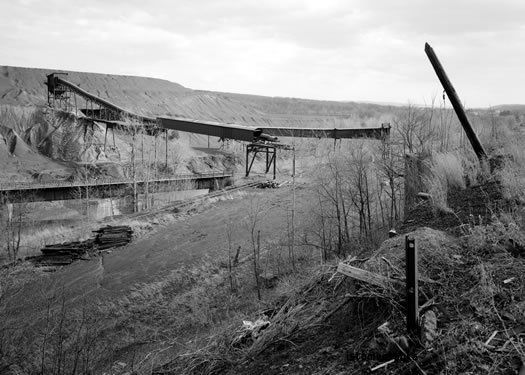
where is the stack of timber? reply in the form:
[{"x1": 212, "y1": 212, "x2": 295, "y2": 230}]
[
  {"x1": 258, "y1": 180, "x2": 281, "y2": 189},
  {"x1": 30, "y1": 239, "x2": 95, "y2": 266},
  {"x1": 94, "y1": 225, "x2": 132, "y2": 250},
  {"x1": 28, "y1": 225, "x2": 133, "y2": 267}
]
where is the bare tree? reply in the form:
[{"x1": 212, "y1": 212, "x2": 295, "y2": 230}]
[
  {"x1": 393, "y1": 103, "x2": 436, "y2": 155},
  {"x1": 0, "y1": 192, "x2": 27, "y2": 264},
  {"x1": 225, "y1": 220, "x2": 237, "y2": 293},
  {"x1": 245, "y1": 197, "x2": 264, "y2": 300},
  {"x1": 344, "y1": 144, "x2": 373, "y2": 238},
  {"x1": 374, "y1": 138, "x2": 404, "y2": 227}
]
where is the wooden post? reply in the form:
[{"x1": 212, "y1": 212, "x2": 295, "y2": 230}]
[
  {"x1": 273, "y1": 148, "x2": 277, "y2": 180},
  {"x1": 74, "y1": 92, "x2": 77, "y2": 117},
  {"x1": 245, "y1": 145, "x2": 250, "y2": 177},
  {"x1": 154, "y1": 131, "x2": 158, "y2": 181},
  {"x1": 165, "y1": 129, "x2": 168, "y2": 169},
  {"x1": 265, "y1": 147, "x2": 269, "y2": 173},
  {"x1": 405, "y1": 235, "x2": 419, "y2": 335},
  {"x1": 103, "y1": 125, "x2": 108, "y2": 153},
  {"x1": 424, "y1": 43, "x2": 487, "y2": 161},
  {"x1": 290, "y1": 137, "x2": 296, "y2": 182}
]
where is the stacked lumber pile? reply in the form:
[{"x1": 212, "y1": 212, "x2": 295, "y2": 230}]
[
  {"x1": 40, "y1": 240, "x2": 95, "y2": 257},
  {"x1": 30, "y1": 239, "x2": 95, "y2": 266},
  {"x1": 94, "y1": 225, "x2": 132, "y2": 250},
  {"x1": 28, "y1": 225, "x2": 133, "y2": 267},
  {"x1": 258, "y1": 180, "x2": 280, "y2": 189}
]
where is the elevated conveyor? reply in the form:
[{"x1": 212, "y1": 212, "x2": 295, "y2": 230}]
[
  {"x1": 46, "y1": 72, "x2": 391, "y2": 178},
  {"x1": 46, "y1": 72, "x2": 390, "y2": 143}
]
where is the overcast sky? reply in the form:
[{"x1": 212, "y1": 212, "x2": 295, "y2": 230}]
[{"x1": 1, "y1": 0, "x2": 524, "y2": 107}]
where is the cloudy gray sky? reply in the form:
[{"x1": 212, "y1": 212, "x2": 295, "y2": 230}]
[{"x1": 1, "y1": 0, "x2": 524, "y2": 107}]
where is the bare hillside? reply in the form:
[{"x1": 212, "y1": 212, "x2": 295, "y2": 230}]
[{"x1": 0, "y1": 66, "x2": 396, "y2": 127}]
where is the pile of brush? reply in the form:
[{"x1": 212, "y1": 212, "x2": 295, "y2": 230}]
[{"x1": 94, "y1": 225, "x2": 133, "y2": 250}]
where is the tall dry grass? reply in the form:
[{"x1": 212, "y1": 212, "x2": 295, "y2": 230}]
[
  {"x1": 496, "y1": 133, "x2": 525, "y2": 204},
  {"x1": 423, "y1": 152, "x2": 467, "y2": 211}
]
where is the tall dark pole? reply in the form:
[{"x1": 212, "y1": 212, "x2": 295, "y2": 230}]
[
  {"x1": 264, "y1": 147, "x2": 267, "y2": 173},
  {"x1": 405, "y1": 236, "x2": 419, "y2": 335},
  {"x1": 273, "y1": 148, "x2": 277, "y2": 180},
  {"x1": 246, "y1": 145, "x2": 250, "y2": 177},
  {"x1": 424, "y1": 43, "x2": 487, "y2": 161}
]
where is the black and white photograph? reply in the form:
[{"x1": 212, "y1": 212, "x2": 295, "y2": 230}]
[{"x1": 0, "y1": 1, "x2": 524, "y2": 374}]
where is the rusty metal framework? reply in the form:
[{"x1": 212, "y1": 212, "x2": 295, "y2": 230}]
[
  {"x1": 46, "y1": 73, "x2": 157, "y2": 126},
  {"x1": 245, "y1": 143, "x2": 278, "y2": 179},
  {"x1": 46, "y1": 72, "x2": 159, "y2": 153}
]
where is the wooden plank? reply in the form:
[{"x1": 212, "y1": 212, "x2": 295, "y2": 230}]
[
  {"x1": 337, "y1": 263, "x2": 403, "y2": 288},
  {"x1": 371, "y1": 359, "x2": 395, "y2": 372}
]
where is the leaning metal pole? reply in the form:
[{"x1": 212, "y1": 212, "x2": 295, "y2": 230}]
[{"x1": 424, "y1": 43, "x2": 487, "y2": 161}]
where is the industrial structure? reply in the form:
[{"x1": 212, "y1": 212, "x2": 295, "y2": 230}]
[{"x1": 46, "y1": 73, "x2": 391, "y2": 178}]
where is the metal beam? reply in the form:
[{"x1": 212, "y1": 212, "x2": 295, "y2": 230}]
[
  {"x1": 159, "y1": 116, "x2": 258, "y2": 142},
  {"x1": 160, "y1": 117, "x2": 390, "y2": 143},
  {"x1": 259, "y1": 124, "x2": 390, "y2": 140}
]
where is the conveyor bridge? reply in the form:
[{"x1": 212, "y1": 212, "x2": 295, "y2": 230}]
[{"x1": 46, "y1": 72, "x2": 390, "y2": 178}]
